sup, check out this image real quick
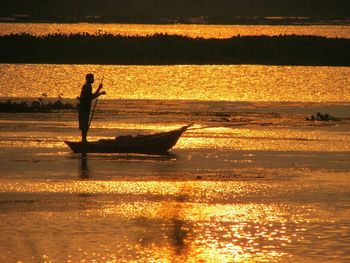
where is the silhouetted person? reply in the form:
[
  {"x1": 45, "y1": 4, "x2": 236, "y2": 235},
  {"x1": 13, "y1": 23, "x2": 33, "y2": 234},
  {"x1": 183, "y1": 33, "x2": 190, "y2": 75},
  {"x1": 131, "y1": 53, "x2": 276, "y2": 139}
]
[{"x1": 78, "y1": 73, "x2": 106, "y2": 143}]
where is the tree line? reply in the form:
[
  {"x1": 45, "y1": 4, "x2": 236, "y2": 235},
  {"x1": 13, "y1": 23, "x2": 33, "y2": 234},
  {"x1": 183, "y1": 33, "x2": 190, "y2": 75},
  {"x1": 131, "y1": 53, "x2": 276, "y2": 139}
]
[{"x1": 0, "y1": 33, "x2": 349, "y2": 66}]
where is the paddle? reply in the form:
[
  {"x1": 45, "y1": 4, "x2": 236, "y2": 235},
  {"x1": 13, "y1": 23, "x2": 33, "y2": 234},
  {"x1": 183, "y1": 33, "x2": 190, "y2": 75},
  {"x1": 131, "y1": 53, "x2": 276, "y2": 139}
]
[{"x1": 88, "y1": 76, "x2": 104, "y2": 129}]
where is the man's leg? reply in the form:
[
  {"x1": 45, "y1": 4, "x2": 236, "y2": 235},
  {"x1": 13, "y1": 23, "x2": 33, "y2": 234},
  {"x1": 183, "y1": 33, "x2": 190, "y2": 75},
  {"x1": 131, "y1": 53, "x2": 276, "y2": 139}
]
[{"x1": 82, "y1": 129, "x2": 88, "y2": 143}]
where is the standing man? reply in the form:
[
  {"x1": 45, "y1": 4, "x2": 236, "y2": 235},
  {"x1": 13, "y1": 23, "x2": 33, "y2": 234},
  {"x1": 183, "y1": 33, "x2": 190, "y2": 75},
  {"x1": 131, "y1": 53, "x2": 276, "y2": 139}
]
[{"x1": 78, "y1": 73, "x2": 106, "y2": 143}]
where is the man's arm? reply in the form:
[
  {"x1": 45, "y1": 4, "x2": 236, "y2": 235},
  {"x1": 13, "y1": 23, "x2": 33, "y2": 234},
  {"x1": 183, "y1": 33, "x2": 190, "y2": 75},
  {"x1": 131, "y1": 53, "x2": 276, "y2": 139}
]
[{"x1": 92, "y1": 84, "x2": 106, "y2": 99}]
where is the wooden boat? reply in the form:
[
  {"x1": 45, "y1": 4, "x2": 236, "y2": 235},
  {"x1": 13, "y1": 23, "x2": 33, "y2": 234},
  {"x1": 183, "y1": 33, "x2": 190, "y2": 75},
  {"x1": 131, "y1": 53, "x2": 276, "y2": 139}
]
[{"x1": 65, "y1": 125, "x2": 191, "y2": 154}]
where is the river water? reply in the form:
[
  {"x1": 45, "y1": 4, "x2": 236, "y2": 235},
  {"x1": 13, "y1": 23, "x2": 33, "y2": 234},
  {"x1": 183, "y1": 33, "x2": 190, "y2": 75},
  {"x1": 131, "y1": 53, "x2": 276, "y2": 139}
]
[
  {"x1": 2, "y1": 64, "x2": 350, "y2": 102},
  {"x1": 0, "y1": 22, "x2": 349, "y2": 38},
  {"x1": 0, "y1": 24, "x2": 350, "y2": 262}
]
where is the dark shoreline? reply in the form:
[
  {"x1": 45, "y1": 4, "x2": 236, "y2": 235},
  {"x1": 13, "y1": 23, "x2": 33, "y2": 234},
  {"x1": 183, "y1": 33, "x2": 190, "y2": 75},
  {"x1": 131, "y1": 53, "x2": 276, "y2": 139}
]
[
  {"x1": 1, "y1": 18, "x2": 350, "y2": 26},
  {"x1": 0, "y1": 33, "x2": 349, "y2": 66},
  {"x1": 0, "y1": 98, "x2": 76, "y2": 113}
]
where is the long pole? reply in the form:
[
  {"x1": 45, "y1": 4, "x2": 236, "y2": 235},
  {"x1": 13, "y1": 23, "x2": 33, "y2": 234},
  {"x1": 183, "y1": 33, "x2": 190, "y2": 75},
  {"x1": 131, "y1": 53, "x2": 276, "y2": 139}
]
[
  {"x1": 88, "y1": 76, "x2": 104, "y2": 129},
  {"x1": 88, "y1": 98, "x2": 98, "y2": 129}
]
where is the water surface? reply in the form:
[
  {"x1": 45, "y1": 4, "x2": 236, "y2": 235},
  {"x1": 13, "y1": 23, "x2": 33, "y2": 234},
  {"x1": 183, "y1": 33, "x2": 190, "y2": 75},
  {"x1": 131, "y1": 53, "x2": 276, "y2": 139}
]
[
  {"x1": 1, "y1": 98, "x2": 350, "y2": 262},
  {"x1": 1, "y1": 64, "x2": 350, "y2": 102},
  {"x1": 0, "y1": 62, "x2": 350, "y2": 262},
  {"x1": 0, "y1": 23, "x2": 349, "y2": 38}
]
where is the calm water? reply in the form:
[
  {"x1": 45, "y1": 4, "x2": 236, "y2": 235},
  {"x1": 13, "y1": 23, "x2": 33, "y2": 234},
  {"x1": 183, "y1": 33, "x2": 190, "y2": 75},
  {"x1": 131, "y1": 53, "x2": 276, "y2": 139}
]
[
  {"x1": 1, "y1": 62, "x2": 350, "y2": 261},
  {"x1": 1, "y1": 64, "x2": 350, "y2": 102},
  {"x1": 1, "y1": 98, "x2": 350, "y2": 262},
  {"x1": 0, "y1": 23, "x2": 350, "y2": 38}
]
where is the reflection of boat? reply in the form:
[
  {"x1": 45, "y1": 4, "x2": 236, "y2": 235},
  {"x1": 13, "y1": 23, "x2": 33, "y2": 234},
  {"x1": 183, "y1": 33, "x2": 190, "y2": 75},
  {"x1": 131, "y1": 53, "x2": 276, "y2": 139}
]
[{"x1": 65, "y1": 125, "x2": 191, "y2": 154}]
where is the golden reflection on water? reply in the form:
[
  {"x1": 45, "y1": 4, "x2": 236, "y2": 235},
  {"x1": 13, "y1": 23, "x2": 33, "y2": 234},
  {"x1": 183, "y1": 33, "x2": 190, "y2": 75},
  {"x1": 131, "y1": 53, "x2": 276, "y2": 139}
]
[
  {"x1": 0, "y1": 179, "x2": 336, "y2": 262},
  {"x1": 0, "y1": 23, "x2": 349, "y2": 39},
  {"x1": 0, "y1": 179, "x2": 332, "y2": 225},
  {"x1": 1, "y1": 122, "x2": 350, "y2": 152},
  {"x1": 2, "y1": 64, "x2": 350, "y2": 102},
  {"x1": 179, "y1": 127, "x2": 350, "y2": 152}
]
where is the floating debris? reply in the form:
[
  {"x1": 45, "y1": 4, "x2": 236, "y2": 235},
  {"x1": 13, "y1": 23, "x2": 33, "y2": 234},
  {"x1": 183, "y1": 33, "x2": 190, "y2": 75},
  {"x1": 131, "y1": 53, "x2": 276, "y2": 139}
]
[{"x1": 306, "y1": 112, "x2": 338, "y2": 122}]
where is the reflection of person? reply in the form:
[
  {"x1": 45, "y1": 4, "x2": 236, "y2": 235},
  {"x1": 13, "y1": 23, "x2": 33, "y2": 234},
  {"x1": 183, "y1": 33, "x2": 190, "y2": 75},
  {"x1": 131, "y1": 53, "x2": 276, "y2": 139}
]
[
  {"x1": 78, "y1": 73, "x2": 106, "y2": 143},
  {"x1": 80, "y1": 153, "x2": 89, "y2": 179}
]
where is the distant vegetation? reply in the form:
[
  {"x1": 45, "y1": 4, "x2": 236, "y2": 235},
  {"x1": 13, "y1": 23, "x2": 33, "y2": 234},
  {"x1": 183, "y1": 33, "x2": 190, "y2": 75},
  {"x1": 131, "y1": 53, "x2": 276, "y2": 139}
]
[
  {"x1": 0, "y1": 33, "x2": 349, "y2": 66},
  {"x1": 1, "y1": 0, "x2": 349, "y2": 24},
  {"x1": 0, "y1": 98, "x2": 76, "y2": 113}
]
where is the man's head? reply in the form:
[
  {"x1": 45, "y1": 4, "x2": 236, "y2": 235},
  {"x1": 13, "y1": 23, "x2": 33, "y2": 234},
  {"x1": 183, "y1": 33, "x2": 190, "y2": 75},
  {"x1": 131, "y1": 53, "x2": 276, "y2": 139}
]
[{"x1": 85, "y1": 73, "x2": 94, "y2": 84}]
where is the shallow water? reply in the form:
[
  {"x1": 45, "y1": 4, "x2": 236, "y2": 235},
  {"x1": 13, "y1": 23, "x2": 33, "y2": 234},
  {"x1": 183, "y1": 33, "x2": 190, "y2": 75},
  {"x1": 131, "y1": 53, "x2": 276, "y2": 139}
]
[
  {"x1": 1, "y1": 64, "x2": 350, "y2": 102},
  {"x1": 1, "y1": 23, "x2": 350, "y2": 39},
  {"x1": 0, "y1": 98, "x2": 350, "y2": 262},
  {"x1": 1, "y1": 177, "x2": 349, "y2": 262},
  {"x1": 1, "y1": 61, "x2": 350, "y2": 262}
]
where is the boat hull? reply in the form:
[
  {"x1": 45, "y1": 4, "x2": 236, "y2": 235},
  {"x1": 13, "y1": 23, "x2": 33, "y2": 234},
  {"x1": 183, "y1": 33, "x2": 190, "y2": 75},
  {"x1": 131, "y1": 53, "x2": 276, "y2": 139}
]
[{"x1": 65, "y1": 125, "x2": 190, "y2": 154}]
